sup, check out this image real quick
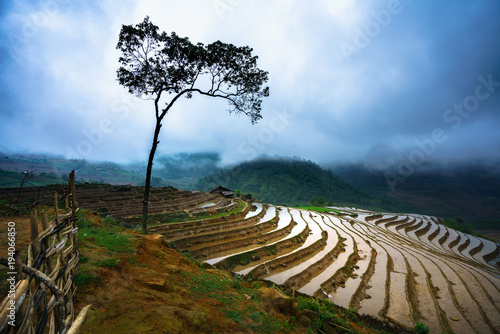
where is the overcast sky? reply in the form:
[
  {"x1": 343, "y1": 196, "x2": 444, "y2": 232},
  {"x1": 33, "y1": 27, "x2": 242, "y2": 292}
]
[{"x1": 1, "y1": 0, "x2": 499, "y2": 168}]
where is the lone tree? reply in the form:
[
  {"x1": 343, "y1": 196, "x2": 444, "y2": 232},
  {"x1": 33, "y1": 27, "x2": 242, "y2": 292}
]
[{"x1": 116, "y1": 17, "x2": 269, "y2": 233}]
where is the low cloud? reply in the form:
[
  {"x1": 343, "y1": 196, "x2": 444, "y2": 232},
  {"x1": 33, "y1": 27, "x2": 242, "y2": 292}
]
[{"x1": 1, "y1": 0, "x2": 499, "y2": 167}]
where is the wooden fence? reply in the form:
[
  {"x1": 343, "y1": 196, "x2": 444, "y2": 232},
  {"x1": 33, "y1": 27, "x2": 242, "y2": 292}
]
[{"x1": 0, "y1": 171, "x2": 91, "y2": 333}]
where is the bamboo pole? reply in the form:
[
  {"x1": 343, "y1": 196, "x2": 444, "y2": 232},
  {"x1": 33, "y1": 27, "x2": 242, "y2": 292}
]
[
  {"x1": 30, "y1": 208, "x2": 40, "y2": 259},
  {"x1": 16, "y1": 290, "x2": 34, "y2": 334},
  {"x1": 53, "y1": 191, "x2": 60, "y2": 226},
  {"x1": 41, "y1": 212, "x2": 53, "y2": 273},
  {"x1": 66, "y1": 305, "x2": 92, "y2": 334},
  {"x1": 49, "y1": 312, "x2": 55, "y2": 334},
  {"x1": 0, "y1": 279, "x2": 29, "y2": 325},
  {"x1": 14, "y1": 250, "x2": 22, "y2": 283}
]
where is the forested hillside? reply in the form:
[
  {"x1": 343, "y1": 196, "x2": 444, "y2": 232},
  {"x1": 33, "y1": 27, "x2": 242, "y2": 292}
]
[
  {"x1": 331, "y1": 163, "x2": 500, "y2": 228},
  {"x1": 195, "y1": 157, "x2": 408, "y2": 210}
]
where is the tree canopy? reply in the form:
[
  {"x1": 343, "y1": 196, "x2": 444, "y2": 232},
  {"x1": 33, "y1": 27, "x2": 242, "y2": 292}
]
[{"x1": 116, "y1": 16, "x2": 269, "y2": 124}]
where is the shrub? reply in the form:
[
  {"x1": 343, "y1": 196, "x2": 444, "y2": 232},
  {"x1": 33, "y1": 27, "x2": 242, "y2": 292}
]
[
  {"x1": 75, "y1": 272, "x2": 95, "y2": 287},
  {"x1": 415, "y1": 322, "x2": 429, "y2": 334}
]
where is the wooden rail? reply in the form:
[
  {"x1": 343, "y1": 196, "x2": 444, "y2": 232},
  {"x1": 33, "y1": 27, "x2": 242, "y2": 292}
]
[{"x1": 0, "y1": 171, "x2": 91, "y2": 333}]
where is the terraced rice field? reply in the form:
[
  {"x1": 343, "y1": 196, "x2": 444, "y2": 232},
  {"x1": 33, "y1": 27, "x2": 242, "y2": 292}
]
[{"x1": 161, "y1": 201, "x2": 500, "y2": 333}]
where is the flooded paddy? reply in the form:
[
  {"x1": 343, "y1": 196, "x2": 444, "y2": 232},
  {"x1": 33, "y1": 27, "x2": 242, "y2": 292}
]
[{"x1": 162, "y1": 201, "x2": 500, "y2": 333}]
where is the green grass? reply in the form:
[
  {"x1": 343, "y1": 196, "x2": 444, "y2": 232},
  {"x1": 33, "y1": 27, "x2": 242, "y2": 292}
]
[
  {"x1": 441, "y1": 218, "x2": 478, "y2": 237},
  {"x1": 77, "y1": 211, "x2": 133, "y2": 253},
  {"x1": 296, "y1": 206, "x2": 341, "y2": 214},
  {"x1": 226, "y1": 251, "x2": 256, "y2": 269},
  {"x1": 78, "y1": 226, "x2": 132, "y2": 253},
  {"x1": 75, "y1": 272, "x2": 95, "y2": 287},
  {"x1": 95, "y1": 258, "x2": 120, "y2": 267},
  {"x1": 341, "y1": 265, "x2": 352, "y2": 275},
  {"x1": 180, "y1": 269, "x2": 294, "y2": 333},
  {"x1": 296, "y1": 296, "x2": 351, "y2": 331}
]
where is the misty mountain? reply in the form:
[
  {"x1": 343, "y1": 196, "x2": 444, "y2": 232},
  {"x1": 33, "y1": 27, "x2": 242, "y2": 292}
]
[
  {"x1": 153, "y1": 152, "x2": 221, "y2": 180},
  {"x1": 0, "y1": 152, "x2": 223, "y2": 189},
  {"x1": 120, "y1": 152, "x2": 222, "y2": 189},
  {"x1": 0, "y1": 152, "x2": 144, "y2": 187},
  {"x1": 330, "y1": 162, "x2": 500, "y2": 228}
]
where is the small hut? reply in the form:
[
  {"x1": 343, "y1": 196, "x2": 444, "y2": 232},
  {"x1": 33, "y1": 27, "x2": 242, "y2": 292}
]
[{"x1": 209, "y1": 185, "x2": 235, "y2": 198}]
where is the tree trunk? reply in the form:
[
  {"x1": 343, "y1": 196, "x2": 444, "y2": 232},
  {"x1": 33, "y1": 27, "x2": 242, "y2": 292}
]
[{"x1": 142, "y1": 118, "x2": 162, "y2": 234}]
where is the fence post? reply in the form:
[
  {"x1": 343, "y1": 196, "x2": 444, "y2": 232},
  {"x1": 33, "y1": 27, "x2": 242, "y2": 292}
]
[
  {"x1": 41, "y1": 212, "x2": 53, "y2": 273},
  {"x1": 53, "y1": 191, "x2": 60, "y2": 226},
  {"x1": 30, "y1": 208, "x2": 40, "y2": 259}
]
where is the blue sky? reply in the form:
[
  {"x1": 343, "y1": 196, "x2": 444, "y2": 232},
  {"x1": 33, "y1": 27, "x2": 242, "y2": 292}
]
[{"x1": 1, "y1": 0, "x2": 499, "y2": 168}]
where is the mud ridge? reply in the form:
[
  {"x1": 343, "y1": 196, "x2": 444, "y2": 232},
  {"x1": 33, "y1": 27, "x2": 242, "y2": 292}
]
[
  {"x1": 469, "y1": 241, "x2": 484, "y2": 257},
  {"x1": 191, "y1": 214, "x2": 297, "y2": 258},
  {"x1": 249, "y1": 231, "x2": 329, "y2": 279},
  {"x1": 374, "y1": 216, "x2": 399, "y2": 225},
  {"x1": 165, "y1": 206, "x2": 267, "y2": 244},
  {"x1": 379, "y1": 253, "x2": 393, "y2": 319},
  {"x1": 450, "y1": 234, "x2": 462, "y2": 250},
  {"x1": 350, "y1": 248, "x2": 378, "y2": 310},
  {"x1": 427, "y1": 224, "x2": 441, "y2": 242},
  {"x1": 438, "y1": 230, "x2": 452, "y2": 245},
  {"x1": 172, "y1": 213, "x2": 271, "y2": 248},
  {"x1": 365, "y1": 214, "x2": 383, "y2": 222},
  {"x1": 314, "y1": 242, "x2": 360, "y2": 299},
  {"x1": 149, "y1": 201, "x2": 250, "y2": 233},
  {"x1": 406, "y1": 267, "x2": 421, "y2": 325},
  {"x1": 415, "y1": 220, "x2": 431, "y2": 238},
  {"x1": 483, "y1": 244, "x2": 500, "y2": 265},
  {"x1": 283, "y1": 236, "x2": 347, "y2": 290},
  {"x1": 457, "y1": 236, "x2": 471, "y2": 253},
  {"x1": 217, "y1": 223, "x2": 310, "y2": 270},
  {"x1": 404, "y1": 220, "x2": 423, "y2": 233},
  {"x1": 384, "y1": 217, "x2": 410, "y2": 229},
  {"x1": 395, "y1": 218, "x2": 416, "y2": 231}
]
